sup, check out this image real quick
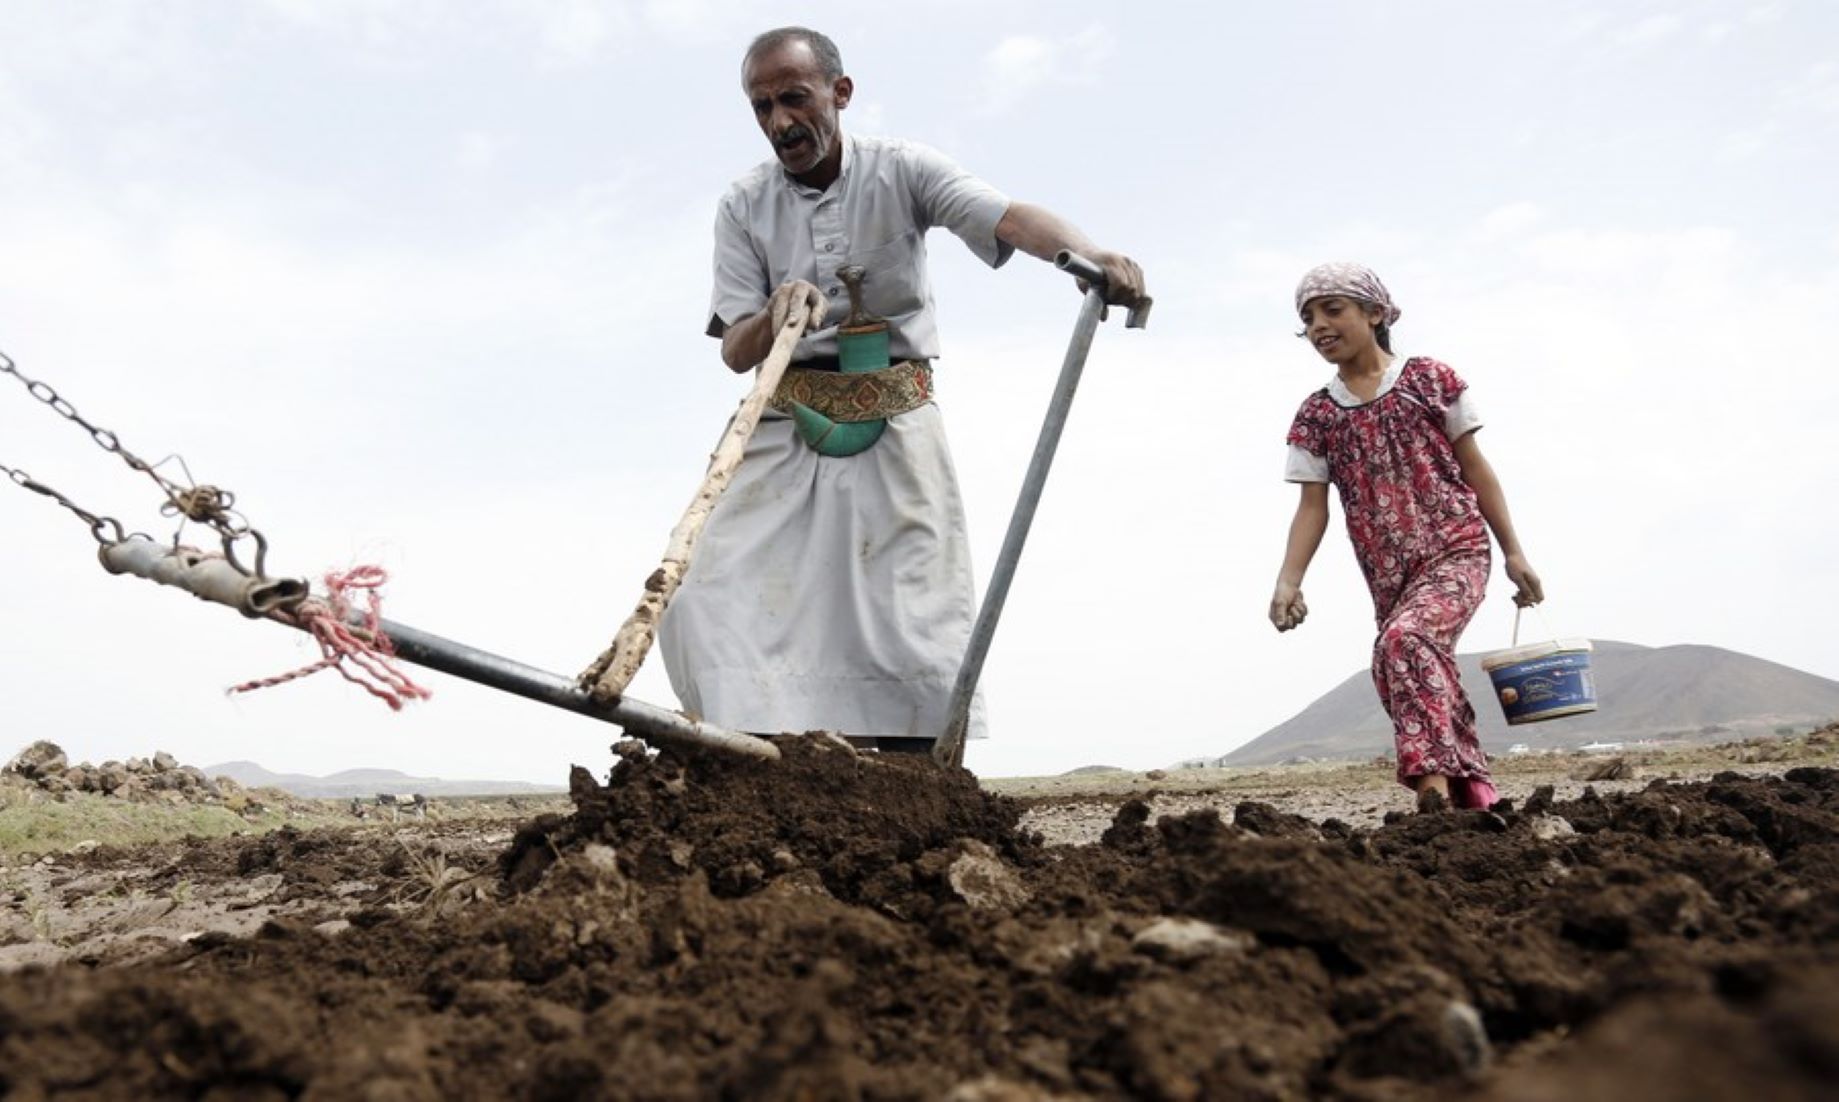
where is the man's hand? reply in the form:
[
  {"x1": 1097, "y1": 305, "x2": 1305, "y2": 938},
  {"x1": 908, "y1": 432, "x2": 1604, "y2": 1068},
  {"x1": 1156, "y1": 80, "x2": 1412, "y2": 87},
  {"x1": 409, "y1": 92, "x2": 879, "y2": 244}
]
[
  {"x1": 1270, "y1": 581, "x2": 1308, "y2": 632},
  {"x1": 1504, "y1": 554, "x2": 1544, "y2": 608},
  {"x1": 1082, "y1": 248, "x2": 1147, "y2": 309},
  {"x1": 720, "y1": 280, "x2": 829, "y2": 372},
  {"x1": 769, "y1": 279, "x2": 826, "y2": 332},
  {"x1": 992, "y1": 203, "x2": 1149, "y2": 309}
]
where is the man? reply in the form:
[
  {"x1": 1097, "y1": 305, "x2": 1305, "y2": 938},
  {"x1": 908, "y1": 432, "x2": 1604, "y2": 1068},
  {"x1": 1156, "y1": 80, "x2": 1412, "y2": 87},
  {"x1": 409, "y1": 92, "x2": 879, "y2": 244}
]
[{"x1": 657, "y1": 26, "x2": 1147, "y2": 752}]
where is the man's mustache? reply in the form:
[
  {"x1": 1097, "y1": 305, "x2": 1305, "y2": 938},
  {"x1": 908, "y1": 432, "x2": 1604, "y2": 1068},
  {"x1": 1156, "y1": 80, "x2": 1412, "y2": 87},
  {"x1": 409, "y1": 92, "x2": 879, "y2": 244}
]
[{"x1": 776, "y1": 125, "x2": 813, "y2": 150}]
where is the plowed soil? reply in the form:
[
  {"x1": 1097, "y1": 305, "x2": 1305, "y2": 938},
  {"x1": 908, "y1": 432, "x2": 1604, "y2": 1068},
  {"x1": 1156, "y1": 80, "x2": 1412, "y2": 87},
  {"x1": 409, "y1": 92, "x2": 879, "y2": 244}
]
[{"x1": 3, "y1": 735, "x2": 1837, "y2": 1100}]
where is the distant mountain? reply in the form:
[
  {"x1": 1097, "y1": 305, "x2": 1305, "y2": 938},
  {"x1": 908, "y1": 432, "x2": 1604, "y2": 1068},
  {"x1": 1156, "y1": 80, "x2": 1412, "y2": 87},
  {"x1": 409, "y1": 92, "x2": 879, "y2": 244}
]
[
  {"x1": 205, "y1": 760, "x2": 564, "y2": 799},
  {"x1": 1216, "y1": 641, "x2": 1839, "y2": 768}
]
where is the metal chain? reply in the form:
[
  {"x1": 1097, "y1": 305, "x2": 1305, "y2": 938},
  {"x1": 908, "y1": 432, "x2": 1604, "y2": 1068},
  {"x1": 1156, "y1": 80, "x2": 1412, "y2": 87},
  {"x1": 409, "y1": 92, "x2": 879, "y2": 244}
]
[
  {"x1": 1, "y1": 349, "x2": 270, "y2": 574},
  {"x1": 0, "y1": 461, "x2": 132, "y2": 545}
]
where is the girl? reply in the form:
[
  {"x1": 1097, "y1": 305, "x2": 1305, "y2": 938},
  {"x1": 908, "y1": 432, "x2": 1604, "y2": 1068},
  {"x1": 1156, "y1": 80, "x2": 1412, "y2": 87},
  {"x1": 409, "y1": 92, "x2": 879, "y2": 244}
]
[{"x1": 1270, "y1": 262, "x2": 1541, "y2": 812}]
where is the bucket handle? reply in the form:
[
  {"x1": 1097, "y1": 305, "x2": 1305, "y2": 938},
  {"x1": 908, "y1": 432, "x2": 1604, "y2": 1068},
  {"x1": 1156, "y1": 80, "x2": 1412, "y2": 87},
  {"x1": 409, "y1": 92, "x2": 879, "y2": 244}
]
[{"x1": 1510, "y1": 603, "x2": 1561, "y2": 648}]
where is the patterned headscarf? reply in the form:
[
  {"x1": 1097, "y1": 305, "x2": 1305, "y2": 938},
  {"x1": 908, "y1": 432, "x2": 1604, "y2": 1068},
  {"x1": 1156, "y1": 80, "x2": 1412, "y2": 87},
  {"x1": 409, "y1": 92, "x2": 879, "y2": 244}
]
[{"x1": 1294, "y1": 262, "x2": 1401, "y2": 326}]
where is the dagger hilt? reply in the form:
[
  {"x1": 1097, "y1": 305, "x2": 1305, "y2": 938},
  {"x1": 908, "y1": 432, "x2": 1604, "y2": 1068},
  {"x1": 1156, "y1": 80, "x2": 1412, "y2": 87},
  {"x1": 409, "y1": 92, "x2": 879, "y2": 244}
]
[{"x1": 837, "y1": 265, "x2": 877, "y2": 330}]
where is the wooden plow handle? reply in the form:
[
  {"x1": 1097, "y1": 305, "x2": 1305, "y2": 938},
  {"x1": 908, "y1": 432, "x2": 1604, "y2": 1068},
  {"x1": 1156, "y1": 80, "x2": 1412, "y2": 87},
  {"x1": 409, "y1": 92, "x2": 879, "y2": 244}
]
[{"x1": 580, "y1": 301, "x2": 821, "y2": 702}]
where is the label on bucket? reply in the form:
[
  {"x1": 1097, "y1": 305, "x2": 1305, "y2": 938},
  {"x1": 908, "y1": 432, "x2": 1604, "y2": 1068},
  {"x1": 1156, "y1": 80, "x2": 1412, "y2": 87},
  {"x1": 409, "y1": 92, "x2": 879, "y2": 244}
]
[{"x1": 1487, "y1": 650, "x2": 1598, "y2": 726}]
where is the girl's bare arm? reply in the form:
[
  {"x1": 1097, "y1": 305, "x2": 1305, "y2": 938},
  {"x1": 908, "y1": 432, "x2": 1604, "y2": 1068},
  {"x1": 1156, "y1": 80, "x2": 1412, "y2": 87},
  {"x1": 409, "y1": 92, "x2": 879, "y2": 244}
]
[
  {"x1": 1452, "y1": 432, "x2": 1544, "y2": 606},
  {"x1": 1271, "y1": 482, "x2": 1329, "y2": 630}
]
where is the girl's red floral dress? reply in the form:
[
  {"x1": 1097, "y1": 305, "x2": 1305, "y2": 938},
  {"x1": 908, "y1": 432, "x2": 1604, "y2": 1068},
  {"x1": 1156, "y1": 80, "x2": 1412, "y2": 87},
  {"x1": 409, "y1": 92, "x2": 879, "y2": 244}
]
[{"x1": 1287, "y1": 357, "x2": 1499, "y2": 809}]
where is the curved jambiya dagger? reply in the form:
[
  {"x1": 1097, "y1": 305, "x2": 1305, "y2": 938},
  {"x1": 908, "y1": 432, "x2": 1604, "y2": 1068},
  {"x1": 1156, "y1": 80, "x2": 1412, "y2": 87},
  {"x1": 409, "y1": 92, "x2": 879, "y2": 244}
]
[{"x1": 792, "y1": 264, "x2": 889, "y2": 456}]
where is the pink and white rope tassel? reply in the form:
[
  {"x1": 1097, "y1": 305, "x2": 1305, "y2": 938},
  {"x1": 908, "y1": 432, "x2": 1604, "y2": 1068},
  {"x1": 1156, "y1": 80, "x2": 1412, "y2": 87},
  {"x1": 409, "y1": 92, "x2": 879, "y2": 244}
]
[{"x1": 231, "y1": 565, "x2": 432, "y2": 710}]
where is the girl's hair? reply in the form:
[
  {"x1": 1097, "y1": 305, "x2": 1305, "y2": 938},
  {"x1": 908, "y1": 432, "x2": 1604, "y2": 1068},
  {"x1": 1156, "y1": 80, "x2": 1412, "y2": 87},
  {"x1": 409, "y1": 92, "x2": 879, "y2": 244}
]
[{"x1": 1295, "y1": 299, "x2": 1393, "y2": 353}]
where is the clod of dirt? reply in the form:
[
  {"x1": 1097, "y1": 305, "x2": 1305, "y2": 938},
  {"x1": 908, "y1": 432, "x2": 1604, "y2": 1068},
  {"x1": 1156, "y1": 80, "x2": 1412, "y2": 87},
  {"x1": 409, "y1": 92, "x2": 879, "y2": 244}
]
[
  {"x1": 944, "y1": 840, "x2": 1031, "y2": 911},
  {"x1": 1130, "y1": 917, "x2": 1255, "y2": 963},
  {"x1": 1232, "y1": 800, "x2": 1322, "y2": 839},
  {"x1": 500, "y1": 734, "x2": 1032, "y2": 910},
  {"x1": 1528, "y1": 814, "x2": 1577, "y2": 841},
  {"x1": 1575, "y1": 756, "x2": 1637, "y2": 782},
  {"x1": 1524, "y1": 784, "x2": 1557, "y2": 816}
]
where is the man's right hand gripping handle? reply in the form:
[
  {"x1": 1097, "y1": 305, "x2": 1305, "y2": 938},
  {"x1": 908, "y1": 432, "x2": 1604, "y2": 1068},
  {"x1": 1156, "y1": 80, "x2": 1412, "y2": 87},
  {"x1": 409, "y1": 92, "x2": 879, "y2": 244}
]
[{"x1": 769, "y1": 279, "x2": 827, "y2": 332}]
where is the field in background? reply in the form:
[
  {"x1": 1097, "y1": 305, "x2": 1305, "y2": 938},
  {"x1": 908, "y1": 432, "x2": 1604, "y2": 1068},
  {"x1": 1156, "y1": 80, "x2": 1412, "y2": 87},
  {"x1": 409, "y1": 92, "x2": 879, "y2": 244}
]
[
  {"x1": 4, "y1": 730, "x2": 1829, "y2": 859},
  {"x1": 987, "y1": 729, "x2": 1839, "y2": 840},
  {"x1": 0, "y1": 785, "x2": 570, "y2": 859}
]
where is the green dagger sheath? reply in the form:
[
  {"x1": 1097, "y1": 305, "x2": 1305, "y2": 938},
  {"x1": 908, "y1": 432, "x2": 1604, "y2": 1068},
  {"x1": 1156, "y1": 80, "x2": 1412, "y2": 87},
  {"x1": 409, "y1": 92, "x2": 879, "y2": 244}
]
[{"x1": 791, "y1": 265, "x2": 889, "y2": 457}]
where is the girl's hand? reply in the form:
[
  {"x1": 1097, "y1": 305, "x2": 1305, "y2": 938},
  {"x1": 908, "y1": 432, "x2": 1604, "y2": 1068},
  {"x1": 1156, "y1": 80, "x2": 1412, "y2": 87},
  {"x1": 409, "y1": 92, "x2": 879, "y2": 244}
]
[
  {"x1": 1270, "y1": 581, "x2": 1308, "y2": 632},
  {"x1": 1504, "y1": 554, "x2": 1544, "y2": 608}
]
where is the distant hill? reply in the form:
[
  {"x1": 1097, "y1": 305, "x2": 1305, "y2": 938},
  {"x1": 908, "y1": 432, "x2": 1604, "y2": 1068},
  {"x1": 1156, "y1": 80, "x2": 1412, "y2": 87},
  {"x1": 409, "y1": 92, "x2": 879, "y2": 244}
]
[
  {"x1": 205, "y1": 760, "x2": 564, "y2": 799},
  {"x1": 1216, "y1": 641, "x2": 1839, "y2": 767}
]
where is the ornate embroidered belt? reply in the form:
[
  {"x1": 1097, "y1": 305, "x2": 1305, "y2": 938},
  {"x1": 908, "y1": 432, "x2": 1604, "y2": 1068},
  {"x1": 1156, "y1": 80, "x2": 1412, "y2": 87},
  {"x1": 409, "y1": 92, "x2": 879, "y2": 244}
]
[{"x1": 769, "y1": 360, "x2": 933, "y2": 423}]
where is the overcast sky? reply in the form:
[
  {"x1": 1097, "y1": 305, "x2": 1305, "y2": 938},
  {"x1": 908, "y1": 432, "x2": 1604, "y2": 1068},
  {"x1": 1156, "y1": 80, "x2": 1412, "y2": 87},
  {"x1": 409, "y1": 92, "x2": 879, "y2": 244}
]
[{"x1": 3, "y1": 0, "x2": 1835, "y2": 784}]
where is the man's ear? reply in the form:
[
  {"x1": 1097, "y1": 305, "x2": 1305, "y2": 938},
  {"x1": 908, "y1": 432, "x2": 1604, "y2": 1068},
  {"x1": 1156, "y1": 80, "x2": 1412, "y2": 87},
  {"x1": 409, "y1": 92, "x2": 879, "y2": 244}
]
[{"x1": 833, "y1": 75, "x2": 854, "y2": 109}]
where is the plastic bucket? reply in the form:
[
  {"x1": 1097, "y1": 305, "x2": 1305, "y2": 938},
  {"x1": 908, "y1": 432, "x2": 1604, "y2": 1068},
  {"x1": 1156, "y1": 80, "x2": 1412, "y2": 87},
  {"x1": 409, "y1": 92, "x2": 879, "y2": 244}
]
[{"x1": 1481, "y1": 609, "x2": 1597, "y2": 725}]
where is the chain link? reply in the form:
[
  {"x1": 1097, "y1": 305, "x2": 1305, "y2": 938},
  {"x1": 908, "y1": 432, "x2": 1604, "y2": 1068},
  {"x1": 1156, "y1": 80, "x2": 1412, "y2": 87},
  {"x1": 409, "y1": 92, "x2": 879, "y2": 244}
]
[
  {"x1": 0, "y1": 461, "x2": 132, "y2": 545},
  {"x1": 2, "y1": 349, "x2": 270, "y2": 573}
]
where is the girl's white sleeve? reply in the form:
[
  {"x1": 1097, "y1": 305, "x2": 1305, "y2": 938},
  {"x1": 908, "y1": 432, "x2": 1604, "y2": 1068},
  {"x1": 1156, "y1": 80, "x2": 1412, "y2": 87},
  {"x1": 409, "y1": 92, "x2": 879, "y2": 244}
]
[
  {"x1": 1445, "y1": 391, "x2": 1484, "y2": 440},
  {"x1": 1284, "y1": 445, "x2": 1330, "y2": 483}
]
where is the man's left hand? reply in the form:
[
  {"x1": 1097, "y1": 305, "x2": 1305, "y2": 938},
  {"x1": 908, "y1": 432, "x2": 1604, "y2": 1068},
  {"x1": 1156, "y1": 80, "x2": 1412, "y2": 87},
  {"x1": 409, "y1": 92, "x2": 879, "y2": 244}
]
[{"x1": 991, "y1": 203, "x2": 1149, "y2": 308}]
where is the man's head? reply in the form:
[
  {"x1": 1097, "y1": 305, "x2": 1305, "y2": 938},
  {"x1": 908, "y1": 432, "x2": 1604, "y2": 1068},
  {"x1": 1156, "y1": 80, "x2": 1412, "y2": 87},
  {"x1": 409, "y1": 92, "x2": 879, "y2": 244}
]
[{"x1": 742, "y1": 27, "x2": 852, "y2": 185}]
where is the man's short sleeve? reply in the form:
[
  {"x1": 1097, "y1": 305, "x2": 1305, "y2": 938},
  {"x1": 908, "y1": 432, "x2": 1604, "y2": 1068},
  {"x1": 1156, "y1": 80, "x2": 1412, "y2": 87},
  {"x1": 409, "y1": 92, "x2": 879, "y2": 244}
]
[
  {"x1": 902, "y1": 142, "x2": 1013, "y2": 269},
  {"x1": 707, "y1": 191, "x2": 769, "y2": 338}
]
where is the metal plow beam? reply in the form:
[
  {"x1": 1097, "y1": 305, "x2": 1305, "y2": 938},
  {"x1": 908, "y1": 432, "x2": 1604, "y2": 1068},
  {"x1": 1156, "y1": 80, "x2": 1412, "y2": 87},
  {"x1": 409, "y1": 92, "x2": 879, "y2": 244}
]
[{"x1": 97, "y1": 537, "x2": 779, "y2": 762}]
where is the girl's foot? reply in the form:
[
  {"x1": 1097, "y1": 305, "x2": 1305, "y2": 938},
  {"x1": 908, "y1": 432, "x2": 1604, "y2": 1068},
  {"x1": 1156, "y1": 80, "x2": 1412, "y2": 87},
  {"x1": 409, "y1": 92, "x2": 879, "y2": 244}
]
[{"x1": 1412, "y1": 774, "x2": 1453, "y2": 814}]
